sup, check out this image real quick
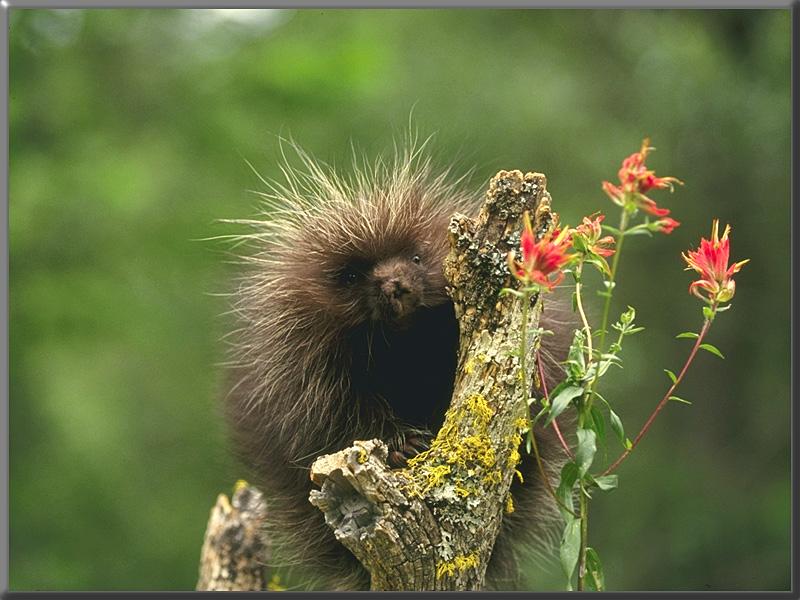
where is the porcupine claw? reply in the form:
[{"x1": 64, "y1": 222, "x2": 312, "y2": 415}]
[{"x1": 386, "y1": 430, "x2": 433, "y2": 468}]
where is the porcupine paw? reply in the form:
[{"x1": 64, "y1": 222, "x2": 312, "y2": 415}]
[{"x1": 386, "y1": 430, "x2": 432, "y2": 468}]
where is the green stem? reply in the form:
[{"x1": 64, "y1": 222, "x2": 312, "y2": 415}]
[
  {"x1": 572, "y1": 263, "x2": 595, "y2": 591},
  {"x1": 577, "y1": 481, "x2": 589, "y2": 590},
  {"x1": 574, "y1": 263, "x2": 593, "y2": 368},
  {"x1": 587, "y1": 209, "x2": 630, "y2": 412}
]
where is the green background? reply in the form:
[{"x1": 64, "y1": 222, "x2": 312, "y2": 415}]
[{"x1": 9, "y1": 8, "x2": 791, "y2": 591}]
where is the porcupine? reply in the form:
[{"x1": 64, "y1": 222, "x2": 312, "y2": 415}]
[{"x1": 223, "y1": 142, "x2": 574, "y2": 590}]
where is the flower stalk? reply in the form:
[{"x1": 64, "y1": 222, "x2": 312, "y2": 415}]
[{"x1": 503, "y1": 140, "x2": 746, "y2": 593}]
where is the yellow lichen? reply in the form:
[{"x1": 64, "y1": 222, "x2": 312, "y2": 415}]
[
  {"x1": 267, "y1": 574, "x2": 286, "y2": 591},
  {"x1": 436, "y1": 553, "x2": 480, "y2": 579},
  {"x1": 404, "y1": 392, "x2": 506, "y2": 498},
  {"x1": 506, "y1": 418, "x2": 528, "y2": 468},
  {"x1": 233, "y1": 479, "x2": 249, "y2": 493},
  {"x1": 466, "y1": 393, "x2": 494, "y2": 425},
  {"x1": 481, "y1": 470, "x2": 503, "y2": 485},
  {"x1": 357, "y1": 447, "x2": 368, "y2": 464},
  {"x1": 453, "y1": 435, "x2": 495, "y2": 468},
  {"x1": 505, "y1": 495, "x2": 515, "y2": 514},
  {"x1": 410, "y1": 463, "x2": 452, "y2": 496},
  {"x1": 454, "y1": 484, "x2": 471, "y2": 498}
]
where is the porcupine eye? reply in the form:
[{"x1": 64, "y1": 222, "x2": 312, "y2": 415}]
[
  {"x1": 411, "y1": 254, "x2": 421, "y2": 264},
  {"x1": 337, "y1": 260, "x2": 367, "y2": 287},
  {"x1": 340, "y1": 269, "x2": 359, "y2": 286}
]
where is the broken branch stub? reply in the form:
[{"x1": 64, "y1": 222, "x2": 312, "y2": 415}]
[
  {"x1": 309, "y1": 170, "x2": 554, "y2": 591},
  {"x1": 196, "y1": 482, "x2": 269, "y2": 591}
]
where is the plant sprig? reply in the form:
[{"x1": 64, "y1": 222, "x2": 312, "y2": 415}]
[{"x1": 504, "y1": 139, "x2": 747, "y2": 592}]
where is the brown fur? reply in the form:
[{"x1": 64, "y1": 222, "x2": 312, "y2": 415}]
[{"x1": 223, "y1": 142, "x2": 574, "y2": 590}]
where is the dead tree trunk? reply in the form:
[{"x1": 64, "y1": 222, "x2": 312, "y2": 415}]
[
  {"x1": 197, "y1": 169, "x2": 555, "y2": 591},
  {"x1": 196, "y1": 482, "x2": 270, "y2": 591},
  {"x1": 309, "y1": 170, "x2": 554, "y2": 590}
]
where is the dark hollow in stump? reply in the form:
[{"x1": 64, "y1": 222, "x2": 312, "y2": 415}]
[{"x1": 197, "y1": 169, "x2": 555, "y2": 591}]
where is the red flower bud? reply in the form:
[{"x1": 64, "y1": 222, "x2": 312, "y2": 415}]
[
  {"x1": 654, "y1": 217, "x2": 680, "y2": 235},
  {"x1": 574, "y1": 213, "x2": 616, "y2": 258}
]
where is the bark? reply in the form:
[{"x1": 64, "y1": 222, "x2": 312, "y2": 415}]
[
  {"x1": 309, "y1": 170, "x2": 555, "y2": 590},
  {"x1": 197, "y1": 169, "x2": 555, "y2": 591},
  {"x1": 196, "y1": 481, "x2": 270, "y2": 591}
]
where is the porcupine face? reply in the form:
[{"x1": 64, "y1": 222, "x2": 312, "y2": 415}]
[{"x1": 292, "y1": 199, "x2": 453, "y2": 332}]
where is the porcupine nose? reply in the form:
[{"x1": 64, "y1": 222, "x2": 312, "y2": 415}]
[{"x1": 381, "y1": 278, "x2": 409, "y2": 299}]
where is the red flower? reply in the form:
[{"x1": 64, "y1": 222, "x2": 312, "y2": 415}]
[
  {"x1": 574, "y1": 213, "x2": 616, "y2": 257},
  {"x1": 508, "y1": 211, "x2": 572, "y2": 291},
  {"x1": 653, "y1": 217, "x2": 680, "y2": 235},
  {"x1": 682, "y1": 219, "x2": 748, "y2": 304},
  {"x1": 602, "y1": 138, "x2": 682, "y2": 216}
]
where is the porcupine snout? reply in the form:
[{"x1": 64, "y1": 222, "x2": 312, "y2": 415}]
[{"x1": 371, "y1": 258, "x2": 422, "y2": 321}]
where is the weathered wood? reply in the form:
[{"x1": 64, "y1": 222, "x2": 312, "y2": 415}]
[
  {"x1": 196, "y1": 481, "x2": 269, "y2": 591},
  {"x1": 309, "y1": 170, "x2": 554, "y2": 590}
]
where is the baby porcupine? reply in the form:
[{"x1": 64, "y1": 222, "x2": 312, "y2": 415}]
[{"x1": 224, "y1": 143, "x2": 573, "y2": 590}]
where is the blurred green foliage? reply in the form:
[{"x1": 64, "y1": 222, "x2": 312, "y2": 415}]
[{"x1": 9, "y1": 8, "x2": 790, "y2": 591}]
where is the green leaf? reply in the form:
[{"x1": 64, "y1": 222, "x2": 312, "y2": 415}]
[
  {"x1": 624, "y1": 437, "x2": 633, "y2": 450},
  {"x1": 608, "y1": 407, "x2": 625, "y2": 447},
  {"x1": 548, "y1": 380, "x2": 568, "y2": 398},
  {"x1": 586, "y1": 353, "x2": 623, "y2": 380},
  {"x1": 545, "y1": 385, "x2": 584, "y2": 426},
  {"x1": 676, "y1": 332, "x2": 699, "y2": 339},
  {"x1": 567, "y1": 329, "x2": 586, "y2": 367},
  {"x1": 669, "y1": 395, "x2": 693, "y2": 405},
  {"x1": 619, "y1": 306, "x2": 636, "y2": 325},
  {"x1": 586, "y1": 255, "x2": 612, "y2": 277},
  {"x1": 702, "y1": 306, "x2": 715, "y2": 320},
  {"x1": 589, "y1": 474, "x2": 618, "y2": 491},
  {"x1": 625, "y1": 326, "x2": 645, "y2": 335},
  {"x1": 556, "y1": 462, "x2": 578, "y2": 521},
  {"x1": 589, "y1": 405, "x2": 606, "y2": 444},
  {"x1": 575, "y1": 428, "x2": 597, "y2": 476},
  {"x1": 602, "y1": 224, "x2": 622, "y2": 235},
  {"x1": 664, "y1": 369, "x2": 677, "y2": 384},
  {"x1": 585, "y1": 547, "x2": 605, "y2": 591},
  {"x1": 560, "y1": 517, "x2": 582, "y2": 587},
  {"x1": 699, "y1": 343, "x2": 725, "y2": 359}
]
